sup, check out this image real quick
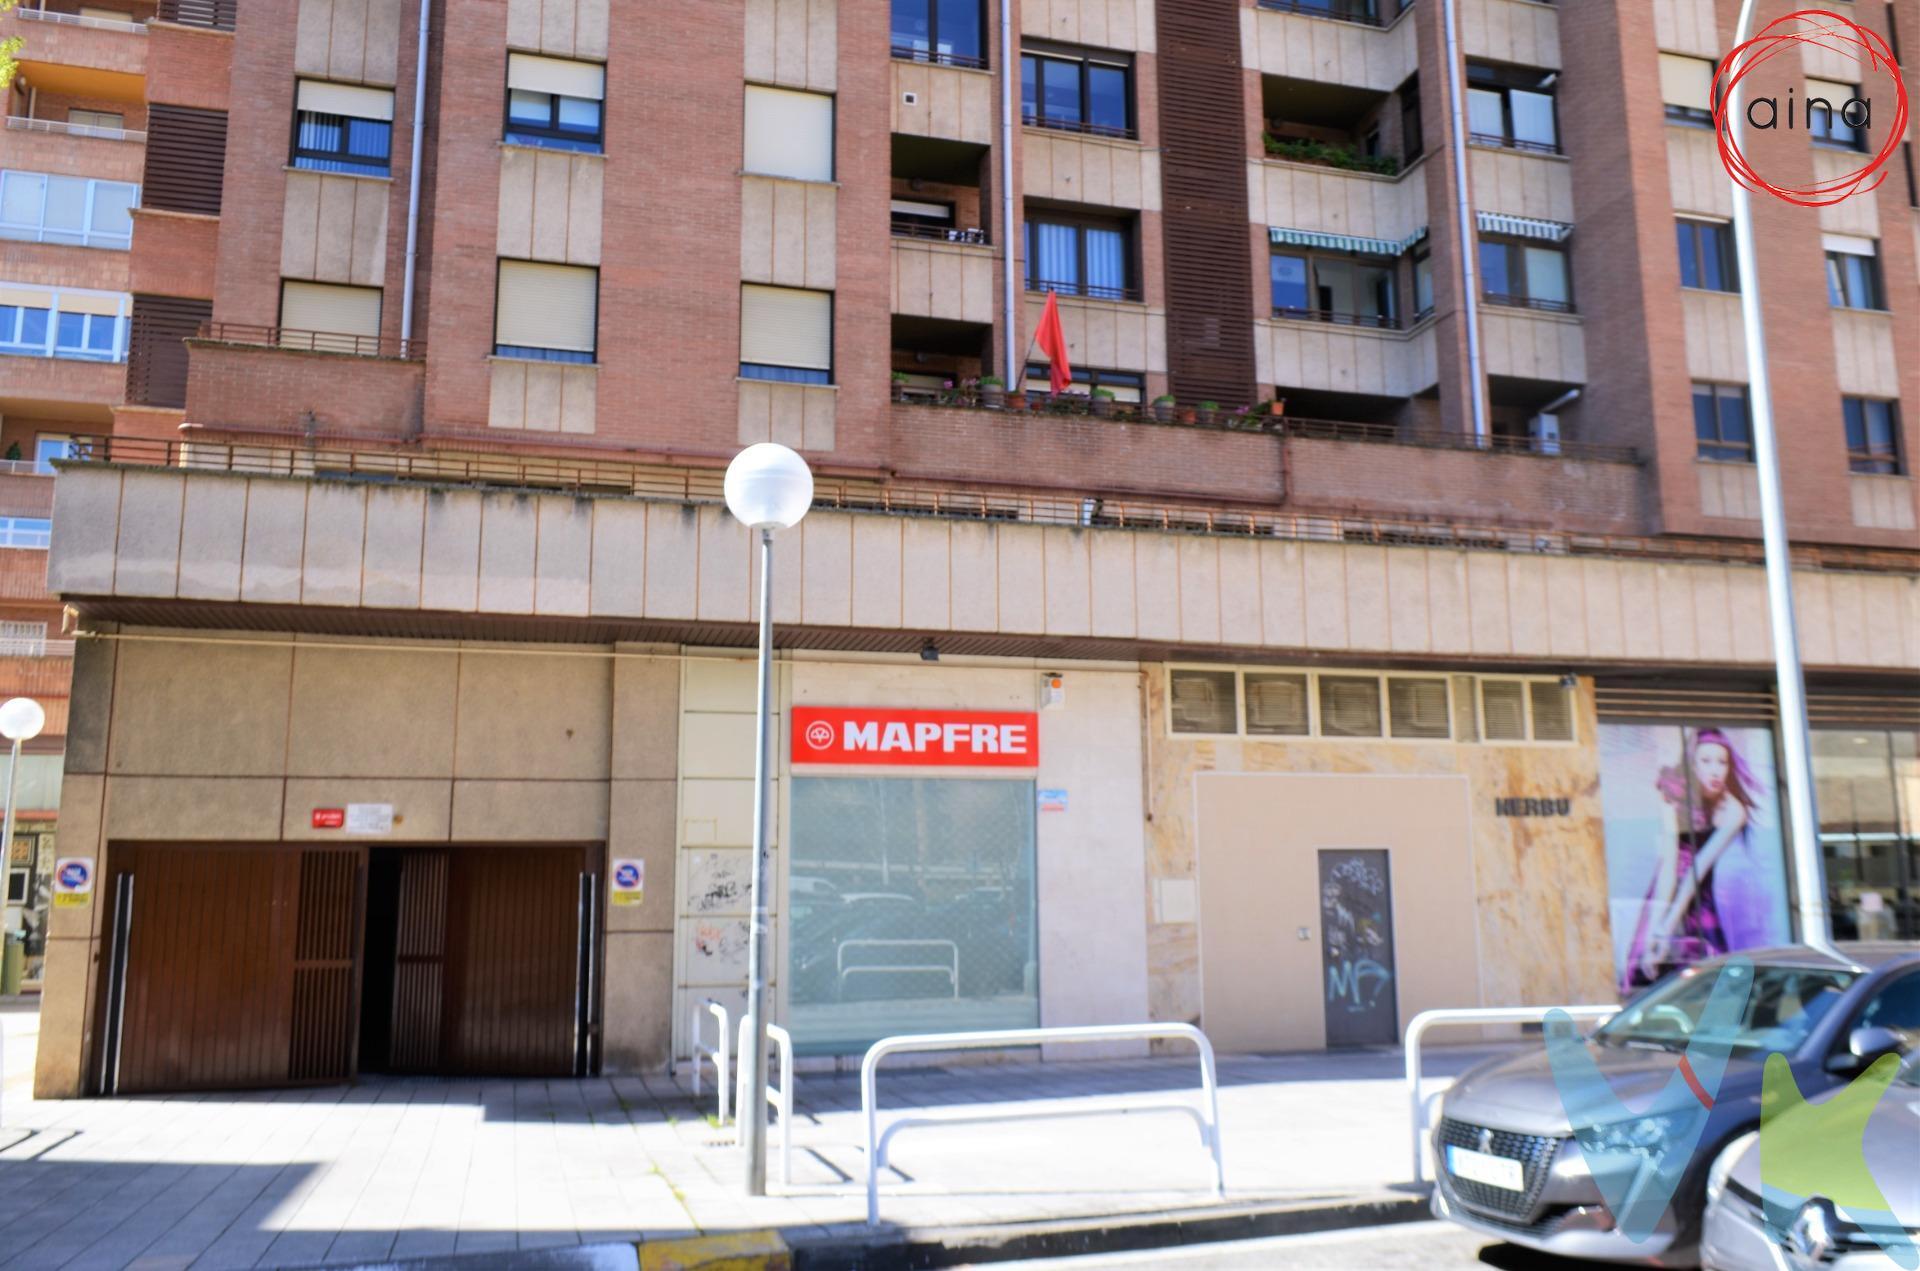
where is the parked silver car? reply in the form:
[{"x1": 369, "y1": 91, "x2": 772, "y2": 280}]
[
  {"x1": 1430, "y1": 945, "x2": 1920, "y2": 1267},
  {"x1": 1700, "y1": 1049, "x2": 1920, "y2": 1271}
]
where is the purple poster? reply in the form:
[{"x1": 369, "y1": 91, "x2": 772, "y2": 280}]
[{"x1": 1597, "y1": 723, "x2": 1793, "y2": 998}]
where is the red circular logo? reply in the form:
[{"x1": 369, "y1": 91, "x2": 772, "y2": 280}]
[
  {"x1": 804, "y1": 721, "x2": 835, "y2": 750},
  {"x1": 1714, "y1": 10, "x2": 1908, "y2": 207}
]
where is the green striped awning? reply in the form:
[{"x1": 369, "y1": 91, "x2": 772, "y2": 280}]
[
  {"x1": 1476, "y1": 212, "x2": 1573, "y2": 243},
  {"x1": 1267, "y1": 225, "x2": 1428, "y2": 256}
]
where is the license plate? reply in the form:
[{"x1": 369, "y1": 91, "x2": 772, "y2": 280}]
[{"x1": 1447, "y1": 1145, "x2": 1525, "y2": 1192}]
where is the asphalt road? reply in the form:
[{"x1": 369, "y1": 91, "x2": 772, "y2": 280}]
[{"x1": 969, "y1": 1220, "x2": 1603, "y2": 1269}]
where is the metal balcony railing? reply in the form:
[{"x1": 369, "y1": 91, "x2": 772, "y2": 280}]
[
  {"x1": 195, "y1": 321, "x2": 427, "y2": 362},
  {"x1": 1282, "y1": 416, "x2": 1638, "y2": 464},
  {"x1": 0, "y1": 638, "x2": 76, "y2": 658},
  {"x1": 1483, "y1": 293, "x2": 1576, "y2": 315},
  {"x1": 1468, "y1": 133, "x2": 1563, "y2": 156},
  {"x1": 1255, "y1": 0, "x2": 1385, "y2": 27},
  {"x1": 1271, "y1": 306, "x2": 1400, "y2": 330},
  {"x1": 889, "y1": 44, "x2": 988, "y2": 70},
  {"x1": 1021, "y1": 112, "x2": 1138, "y2": 141},
  {"x1": 5, "y1": 115, "x2": 147, "y2": 144},
  {"x1": 890, "y1": 220, "x2": 989, "y2": 245},
  {"x1": 13, "y1": 8, "x2": 147, "y2": 33},
  {"x1": 1025, "y1": 277, "x2": 1143, "y2": 303}
]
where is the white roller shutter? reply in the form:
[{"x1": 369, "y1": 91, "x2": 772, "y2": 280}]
[
  {"x1": 507, "y1": 53, "x2": 606, "y2": 100},
  {"x1": 56, "y1": 291, "x2": 127, "y2": 317},
  {"x1": 739, "y1": 285, "x2": 831, "y2": 372},
  {"x1": 743, "y1": 86, "x2": 834, "y2": 182},
  {"x1": 496, "y1": 260, "x2": 598, "y2": 355},
  {"x1": 281, "y1": 281, "x2": 382, "y2": 351},
  {"x1": 1659, "y1": 54, "x2": 1714, "y2": 112},
  {"x1": 297, "y1": 80, "x2": 396, "y2": 121}
]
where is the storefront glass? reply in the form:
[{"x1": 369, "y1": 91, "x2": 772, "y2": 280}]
[
  {"x1": 1597, "y1": 723, "x2": 1794, "y2": 997},
  {"x1": 1814, "y1": 729, "x2": 1920, "y2": 941},
  {"x1": 788, "y1": 776, "x2": 1039, "y2": 1053}
]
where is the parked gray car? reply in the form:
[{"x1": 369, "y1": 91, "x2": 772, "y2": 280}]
[
  {"x1": 1430, "y1": 945, "x2": 1920, "y2": 1267},
  {"x1": 1699, "y1": 1049, "x2": 1920, "y2": 1271}
]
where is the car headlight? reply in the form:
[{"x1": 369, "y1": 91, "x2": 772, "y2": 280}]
[
  {"x1": 1583, "y1": 1113, "x2": 1683, "y2": 1159},
  {"x1": 1705, "y1": 1131, "x2": 1758, "y2": 1207}
]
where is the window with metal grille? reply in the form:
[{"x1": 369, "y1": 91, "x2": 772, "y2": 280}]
[
  {"x1": 1319, "y1": 676, "x2": 1383, "y2": 738},
  {"x1": 1169, "y1": 669, "x2": 1237, "y2": 734},
  {"x1": 1388, "y1": 677, "x2": 1450, "y2": 739},
  {"x1": 1245, "y1": 672, "x2": 1309, "y2": 736},
  {"x1": 1481, "y1": 680, "x2": 1528, "y2": 741}
]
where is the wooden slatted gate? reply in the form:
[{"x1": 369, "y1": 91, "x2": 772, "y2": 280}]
[{"x1": 99, "y1": 845, "x2": 361, "y2": 1095}]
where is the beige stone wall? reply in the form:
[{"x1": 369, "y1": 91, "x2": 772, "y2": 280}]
[
  {"x1": 1023, "y1": 132, "x2": 1163, "y2": 212},
  {"x1": 890, "y1": 61, "x2": 995, "y2": 146},
  {"x1": 1682, "y1": 289, "x2": 1749, "y2": 384},
  {"x1": 1022, "y1": 0, "x2": 1157, "y2": 52},
  {"x1": 1851, "y1": 474, "x2": 1919, "y2": 533},
  {"x1": 280, "y1": 172, "x2": 391, "y2": 289},
  {"x1": 1653, "y1": 0, "x2": 1718, "y2": 58},
  {"x1": 1460, "y1": 0, "x2": 1561, "y2": 68},
  {"x1": 1830, "y1": 310, "x2": 1901, "y2": 399},
  {"x1": 34, "y1": 629, "x2": 680, "y2": 1096},
  {"x1": 505, "y1": 0, "x2": 610, "y2": 61},
  {"x1": 1247, "y1": 160, "x2": 1429, "y2": 246},
  {"x1": 1021, "y1": 294, "x2": 1168, "y2": 375},
  {"x1": 1469, "y1": 149, "x2": 1574, "y2": 224},
  {"x1": 740, "y1": 177, "x2": 837, "y2": 291},
  {"x1": 488, "y1": 360, "x2": 597, "y2": 434},
  {"x1": 294, "y1": 0, "x2": 404, "y2": 86},
  {"x1": 1241, "y1": 4, "x2": 1419, "y2": 93},
  {"x1": 1480, "y1": 307, "x2": 1587, "y2": 384},
  {"x1": 1256, "y1": 316, "x2": 1441, "y2": 398},
  {"x1": 496, "y1": 148, "x2": 605, "y2": 267},
  {"x1": 1143, "y1": 664, "x2": 1615, "y2": 1052},
  {"x1": 892, "y1": 240, "x2": 997, "y2": 325}
]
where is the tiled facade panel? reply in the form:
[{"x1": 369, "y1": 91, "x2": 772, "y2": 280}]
[
  {"x1": 1459, "y1": 0, "x2": 1559, "y2": 68},
  {"x1": 889, "y1": 61, "x2": 995, "y2": 144},
  {"x1": 1022, "y1": 0, "x2": 1157, "y2": 52},
  {"x1": 280, "y1": 171, "x2": 391, "y2": 286},
  {"x1": 740, "y1": 177, "x2": 836, "y2": 291},
  {"x1": 1247, "y1": 161, "x2": 1428, "y2": 245},
  {"x1": 293, "y1": 0, "x2": 404, "y2": 85},
  {"x1": 505, "y1": 0, "x2": 611, "y2": 60},
  {"x1": 1240, "y1": 5, "x2": 1418, "y2": 92},
  {"x1": 496, "y1": 148, "x2": 606, "y2": 266}
]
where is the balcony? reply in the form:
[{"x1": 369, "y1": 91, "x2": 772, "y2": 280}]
[
  {"x1": 0, "y1": 352, "x2": 126, "y2": 416},
  {"x1": 1480, "y1": 304, "x2": 1586, "y2": 384},
  {"x1": 893, "y1": 238, "x2": 995, "y2": 326},
  {"x1": 1255, "y1": 0, "x2": 1394, "y2": 28},
  {"x1": 5, "y1": 4, "x2": 149, "y2": 102},
  {"x1": 4, "y1": 114, "x2": 147, "y2": 146},
  {"x1": 1245, "y1": 0, "x2": 1418, "y2": 92},
  {"x1": 891, "y1": 58, "x2": 993, "y2": 146},
  {"x1": 182, "y1": 324, "x2": 427, "y2": 438},
  {"x1": 1257, "y1": 313, "x2": 1436, "y2": 399},
  {"x1": 1460, "y1": 0, "x2": 1561, "y2": 70}
]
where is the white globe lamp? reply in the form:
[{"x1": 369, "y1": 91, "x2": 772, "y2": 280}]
[
  {"x1": 0, "y1": 698, "x2": 45, "y2": 743},
  {"x1": 724, "y1": 443, "x2": 814, "y2": 531}
]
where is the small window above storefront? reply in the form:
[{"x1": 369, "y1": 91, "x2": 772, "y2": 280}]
[{"x1": 1167, "y1": 666, "x2": 1577, "y2": 745}]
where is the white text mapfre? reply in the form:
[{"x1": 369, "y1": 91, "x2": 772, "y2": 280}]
[{"x1": 791, "y1": 707, "x2": 1041, "y2": 768}]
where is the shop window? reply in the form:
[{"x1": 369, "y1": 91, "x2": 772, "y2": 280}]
[
  {"x1": 1169, "y1": 669, "x2": 1237, "y2": 734},
  {"x1": 788, "y1": 777, "x2": 1038, "y2": 1053},
  {"x1": 1480, "y1": 680, "x2": 1527, "y2": 741},
  {"x1": 1318, "y1": 676, "x2": 1382, "y2": 738},
  {"x1": 1245, "y1": 672, "x2": 1309, "y2": 736},
  {"x1": 1387, "y1": 677, "x2": 1449, "y2": 739}
]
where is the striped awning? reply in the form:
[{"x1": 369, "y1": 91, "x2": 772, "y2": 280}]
[
  {"x1": 1476, "y1": 212, "x2": 1573, "y2": 243},
  {"x1": 1268, "y1": 225, "x2": 1428, "y2": 256}
]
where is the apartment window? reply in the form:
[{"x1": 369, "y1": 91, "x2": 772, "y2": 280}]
[
  {"x1": 1824, "y1": 235, "x2": 1884, "y2": 310},
  {"x1": 292, "y1": 80, "x2": 395, "y2": 177},
  {"x1": 1021, "y1": 47, "x2": 1133, "y2": 138},
  {"x1": 55, "y1": 309, "x2": 122, "y2": 360},
  {"x1": 1694, "y1": 382, "x2": 1752, "y2": 462},
  {"x1": 1412, "y1": 248, "x2": 1434, "y2": 319},
  {"x1": 740, "y1": 284, "x2": 832, "y2": 384},
  {"x1": 892, "y1": 0, "x2": 985, "y2": 68},
  {"x1": 743, "y1": 86, "x2": 834, "y2": 183},
  {"x1": 1675, "y1": 218, "x2": 1737, "y2": 292},
  {"x1": 1025, "y1": 214, "x2": 1134, "y2": 300},
  {"x1": 495, "y1": 260, "x2": 598, "y2": 363},
  {"x1": 32, "y1": 435, "x2": 79, "y2": 474},
  {"x1": 0, "y1": 171, "x2": 139, "y2": 249},
  {"x1": 0, "y1": 298, "x2": 51, "y2": 356},
  {"x1": 1843, "y1": 398, "x2": 1903, "y2": 475},
  {"x1": 505, "y1": 53, "x2": 605, "y2": 153},
  {"x1": 0, "y1": 621, "x2": 48, "y2": 655},
  {"x1": 1466, "y1": 66, "x2": 1558, "y2": 153},
  {"x1": 1270, "y1": 251, "x2": 1398, "y2": 328},
  {"x1": 1019, "y1": 365, "x2": 1144, "y2": 402},
  {"x1": 68, "y1": 109, "x2": 124, "y2": 133},
  {"x1": 1479, "y1": 237, "x2": 1571, "y2": 311},
  {"x1": 0, "y1": 286, "x2": 127, "y2": 361},
  {"x1": 1399, "y1": 75, "x2": 1424, "y2": 163},
  {"x1": 1169, "y1": 669, "x2": 1238, "y2": 734},
  {"x1": 279, "y1": 281, "x2": 383, "y2": 354},
  {"x1": 0, "y1": 518, "x2": 52, "y2": 549},
  {"x1": 1660, "y1": 53, "x2": 1715, "y2": 125},
  {"x1": 1480, "y1": 679, "x2": 1575, "y2": 743},
  {"x1": 1806, "y1": 79, "x2": 1865, "y2": 150}
]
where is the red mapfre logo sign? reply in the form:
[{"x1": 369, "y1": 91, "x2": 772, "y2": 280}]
[{"x1": 791, "y1": 707, "x2": 1039, "y2": 768}]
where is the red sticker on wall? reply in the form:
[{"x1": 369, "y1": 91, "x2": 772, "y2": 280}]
[
  {"x1": 312, "y1": 808, "x2": 345, "y2": 829},
  {"x1": 792, "y1": 707, "x2": 1040, "y2": 768}
]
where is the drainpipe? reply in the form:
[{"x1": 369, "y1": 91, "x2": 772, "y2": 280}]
[
  {"x1": 1441, "y1": 0, "x2": 1489, "y2": 443},
  {"x1": 999, "y1": 0, "x2": 1017, "y2": 383},
  {"x1": 399, "y1": 0, "x2": 431, "y2": 361}
]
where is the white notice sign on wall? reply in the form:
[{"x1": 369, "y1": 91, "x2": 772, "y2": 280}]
[{"x1": 345, "y1": 803, "x2": 394, "y2": 835}]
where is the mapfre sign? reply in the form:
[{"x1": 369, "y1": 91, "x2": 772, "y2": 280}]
[{"x1": 791, "y1": 707, "x2": 1040, "y2": 768}]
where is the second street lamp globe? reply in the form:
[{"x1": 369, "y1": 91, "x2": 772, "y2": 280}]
[
  {"x1": 724, "y1": 443, "x2": 814, "y2": 531},
  {"x1": 0, "y1": 697, "x2": 44, "y2": 743}
]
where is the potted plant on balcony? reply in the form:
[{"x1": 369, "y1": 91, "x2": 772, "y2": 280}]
[
  {"x1": 979, "y1": 375, "x2": 1005, "y2": 409},
  {"x1": 891, "y1": 371, "x2": 911, "y2": 403},
  {"x1": 1198, "y1": 400, "x2": 1222, "y2": 426},
  {"x1": 1151, "y1": 394, "x2": 1176, "y2": 424},
  {"x1": 1090, "y1": 387, "x2": 1117, "y2": 418}
]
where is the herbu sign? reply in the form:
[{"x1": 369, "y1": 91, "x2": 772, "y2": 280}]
[{"x1": 791, "y1": 707, "x2": 1040, "y2": 768}]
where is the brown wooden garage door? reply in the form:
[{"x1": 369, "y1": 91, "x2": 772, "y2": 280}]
[{"x1": 100, "y1": 845, "x2": 361, "y2": 1094}]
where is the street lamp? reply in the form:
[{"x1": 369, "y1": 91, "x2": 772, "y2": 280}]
[
  {"x1": 723, "y1": 443, "x2": 812, "y2": 1196},
  {"x1": 0, "y1": 697, "x2": 45, "y2": 939}
]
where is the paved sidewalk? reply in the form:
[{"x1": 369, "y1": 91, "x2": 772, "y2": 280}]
[{"x1": 0, "y1": 1003, "x2": 1505, "y2": 1270}]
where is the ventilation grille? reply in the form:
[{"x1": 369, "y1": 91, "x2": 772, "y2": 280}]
[
  {"x1": 142, "y1": 104, "x2": 228, "y2": 216},
  {"x1": 157, "y1": 0, "x2": 237, "y2": 29},
  {"x1": 126, "y1": 294, "x2": 211, "y2": 409},
  {"x1": 1319, "y1": 675, "x2": 1382, "y2": 737},
  {"x1": 1245, "y1": 672, "x2": 1309, "y2": 735},
  {"x1": 1481, "y1": 681, "x2": 1528, "y2": 741},
  {"x1": 1529, "y1": 681, "x2": 1575, "y2": 741},
  {"x1": 1169, "y1": 668, "x2": 1237, "y2": 733},
  {"x1": 1389, "y1": 678, "x2": 1451, "y2": 738}
]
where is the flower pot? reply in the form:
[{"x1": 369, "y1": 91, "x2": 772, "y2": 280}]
[
  {"x1": 981, "y1": 386, "x2": 1005, "y2": 409},
  {"x1": 891, "y1": 382, "x2": 907, "y2": 403},
  {"x1": 1005, "y1": 392, "x2": 1028, "y2": 411},
  {"x1": 1091, "y1": 397, "x2": 1114, "y2": 418},
  {"x1": 1151, "y1": 402, "x2": 1175, "y2": 424}
]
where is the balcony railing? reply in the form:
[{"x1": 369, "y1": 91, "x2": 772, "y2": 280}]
[
  {"x1": 5, "y1": 115, "x2": 147, "y2": 144},
  {"x1": 1255, "y1": 0, "x2": 1385, "y2": 27},
  {"x1": 1026, "y1": 277, "x2": 1143, "y2": 303},
  {"x1": 0, "y1": 637, "x2": 75, "y2": 658},
  {"x1": 1021, "y1": 112, "x2": 1139, "y2": 142},
  {"x1": 1468, "y1": 133, "x2": 1563, "y2": 156},
  {"x1": 196, "y1": 321, "x2": 427, "y2": 362},
  {"x1": 156, "y1": 0, "x2": 236, "y2": 29},
  {"x1": 891, "y1": 219, "x2": 989, "y2": 245},
  {"x1": 14, "y1": 8, "x2": 147, "y2": 34},
  {"x1": 1483, "y1": 293, "x2": 1576, "y2": 314},
  {"x1": 1282, "y1": 416, "x2": 1638, "y2": 463},
  {"x1": 889, "y1": 44, "x2": 988, "y2": 70},
  {"x1": 1271, "y1": 307, "x2": 1400, "y2": 330}
]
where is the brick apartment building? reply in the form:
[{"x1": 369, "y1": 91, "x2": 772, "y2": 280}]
[{"x1": 4, "y1": 0, "x2": 1917, "y2": 1099}]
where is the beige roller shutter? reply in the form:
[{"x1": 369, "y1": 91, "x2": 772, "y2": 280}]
[
  {"x1": 0, "y1": 285, "x2": 53, "y2": 308},
  {"x1": 743, "y1": 86, "x2": 834, "y2": 182},
  {"x1": 1658, "y1": 54, "x2": 1714, "y2": 113},
  {"x1": 496, "y1": 260, "x2": 598, "y2": 355},
  {"x1": 739, "y1": 284, "x2": 831, "y2": 372},
  {"x1": 57, "y1": 290, "x2": 127, "y2": 317},
  {"x1": 281, "y1": 281, "x2": 382, "y2": 352},
  {"x1": 508, "y1": 53, "x2": 606, "y2": 100},
  {"x1": 297, "y1": 80, "x2": 396, "y2": 121}
]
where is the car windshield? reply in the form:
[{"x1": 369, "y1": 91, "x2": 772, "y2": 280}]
[
  {"x1": 1595, "y1": 963, "x2": 1859, "y2": 1054},
  {"x1": 1898, "y1": 1051, "x2": 1920, "y2": 1089}
]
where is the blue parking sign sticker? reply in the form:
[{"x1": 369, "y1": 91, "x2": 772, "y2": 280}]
[
  {"x1": 53, "y1": 857, "x2": 95, "y2": 908},
  {"x1": 610, "y1": 858, "x2": 644, "y2": 907}
]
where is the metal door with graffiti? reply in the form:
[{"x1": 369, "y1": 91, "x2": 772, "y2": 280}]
[{"x1": 1318, "y1": 849, "x2": 1399, "y2": 1047}]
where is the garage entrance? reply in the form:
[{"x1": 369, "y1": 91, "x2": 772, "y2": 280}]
[{"x1": 95, "y1": 844, "x2": 600, "y2": 1094}]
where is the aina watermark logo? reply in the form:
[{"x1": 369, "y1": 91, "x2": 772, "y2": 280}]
[{"x1": 1714, "y1": 9, "x2": 1909, "y2": 206}]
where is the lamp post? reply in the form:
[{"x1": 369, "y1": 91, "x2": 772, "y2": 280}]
[
  {"x1": 723, "y1": 443, "x2": 813, "y2": 1196},
  {"x1": 0, "y1": 698, "x2": 45, "y2": 976}
]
